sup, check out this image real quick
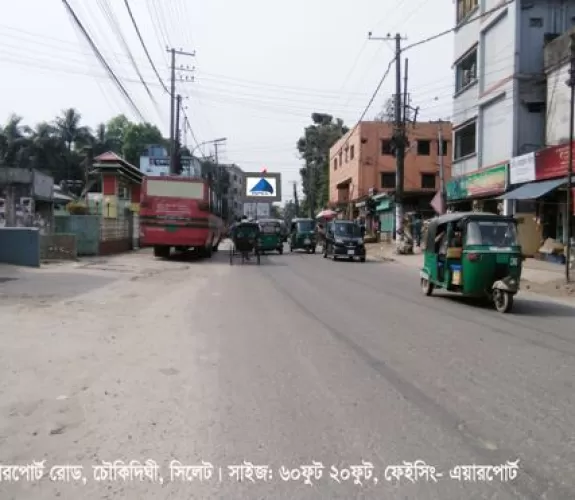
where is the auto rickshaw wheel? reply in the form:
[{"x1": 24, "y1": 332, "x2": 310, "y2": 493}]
[
  {"x1": 256, "y1": 251, "x2": 261, "y2": 265},
  {"x1": 278, "y1": 246, "x2": 283, "y2": 255},
  {"x1": 421, "y1": 277, "x2": 434, "y2": 296},
  {"x1": 493, "y1": 289, "x2": 513, "y2": 313}
]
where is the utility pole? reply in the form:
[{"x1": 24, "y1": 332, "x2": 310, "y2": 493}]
[
  {"x1": 214, "y1": 141, "x2": 221, "y2": 216},
  {"x1": 437, "y1": 121, "x2": 446, "y2": 214},
  {"x1": 368, "y1": 32, "x2": 407, "y2": 252},
  {"x1": 292, "y1": 181, "x2": 300, "y2": 217},
  {"x1": 167, "y1": 47, "x2": 195, "y2": 174},
  {"x1": 308, "y1": 160, "x2": 315, "y2": 219},
  {"x1": 83, "y1": 146, "x2": 94, "y2": 205},
  {"x1": 565, "y1": 33, "x2": 575, "y2": 282},
  {"x1": 175, "y1": 94, "x2": 182, "y2": 173}
]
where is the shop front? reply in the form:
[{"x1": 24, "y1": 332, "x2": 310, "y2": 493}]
[
  {"x1": 373, "y1": 194, "x2": 394, "y2": 241},
  {"x1": 503, "y1": 143, "x2": 574, "y2": 256},
  {"x1": 445, "y1": 163, "x2": 507, "y2": 213}
]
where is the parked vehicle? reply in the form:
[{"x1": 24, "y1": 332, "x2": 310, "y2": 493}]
[
  {"x1": 420, "y1": 212, "x2": 523, "y2": 313},
  {"x1": 257, "y1": 219, "x2": 284, "y2": 254},
  {"x1": 323, "y1": 220, "x2": 366, "y2": 262},
  {"x1": 229, "y1": 221, "x2": 261, "y2": 265},
  {"x1": 289, "y1": 218, "x2": 317, "y2": 253},
  {"x1": 139, "y1": 176, "x2": 223, "y2": 258}
]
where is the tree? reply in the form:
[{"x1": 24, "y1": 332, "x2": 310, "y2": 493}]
[
  {"x1": 122, "y1": 122, "x2": 165, "y2": 166},
  {"x1": 0, "y1": 114, "x2": 31, "y2": 167},
  {"x1": 296, "y1": 113, "x2": 348, "y2": 217},
  {"x1": 54, "y1": 108, "x2": 91, "y2": 152},
  {"x1": 105, "y1": 114, "x2": 130, "y2": 153}
]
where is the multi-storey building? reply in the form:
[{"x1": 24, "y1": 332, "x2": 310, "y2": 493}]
[
  {"x1": 329, "y1": 121, "x2": 452, "y2": 214},
  {"x1": 449, "y1": 0, "x2": 575, "y2": 213},
  {"x1": 223, "y1": 163, "x2": 245, "y2": 221}
]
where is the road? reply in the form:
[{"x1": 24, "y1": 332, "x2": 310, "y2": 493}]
[{"x1": 1, "y1": 245, "x2": 575, "y2": 499}]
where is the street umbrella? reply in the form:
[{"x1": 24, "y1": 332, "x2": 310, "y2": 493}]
[{"x1": 316, "y1": 209, "x2": 337, "y2": 220}]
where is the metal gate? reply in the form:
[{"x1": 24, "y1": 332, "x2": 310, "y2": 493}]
[{"x1": 54, "y1": 215, "x2": 100, "y2": 256}]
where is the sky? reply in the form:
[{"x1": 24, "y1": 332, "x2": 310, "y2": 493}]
[{"x1": 0, "y1": 0, "x2": 454, "y2": 203}]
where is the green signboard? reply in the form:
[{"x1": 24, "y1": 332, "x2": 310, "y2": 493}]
[{"x1": 446, "y1": 163, "x2": 507, "y2": 201}]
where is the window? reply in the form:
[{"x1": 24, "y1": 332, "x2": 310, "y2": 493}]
[
  {"x1": 457, "y1": 0, "x2": 478, "y2": 24},
  {"x1": 421, "y1": 173, "x2": 436, "y2": 189},
  {"x1": 455, "y1": 48, "x2": 477, "y2": 92},
  {"x1": 417, "y1": 140, "x2": 431, "y2": 155},
  {"x1": 454, "y1": 121, "x2": 477, "y2": 160},
  {"x1": 350, "y1": 145, "x2": 355, "y2": 160},
  {"x1": 529, "y1": 17, "x2": 543, "y2": 27},
  {"x1": 380, "y1": 173, "x2": 396, "y2": 188},
  {"x1": 381, "y1": 139, "x2": 393, "y2": 155},
  {"x1": 344, "y1": 148, "x2": 349, "y2": 163},
  {"x1": 437, "y1": 140, "x2": 449, "y2": 156},
  {"x1": 334, "y1": 158, "x2": 338, "y2": 170}
]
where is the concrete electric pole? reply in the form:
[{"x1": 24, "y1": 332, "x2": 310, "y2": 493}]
[
  {"x1": 565, "y1": 33, "x2": 575, "y2": 282},
  {"x1": 437, "y1": 121, "x2": 446, "y2": 214},
  {"x1": 368, "y1": 32, "x2": 408, "y2": 252},
  {"x1": 167, "y1": 48, "x2": 195, "y2": 174}
]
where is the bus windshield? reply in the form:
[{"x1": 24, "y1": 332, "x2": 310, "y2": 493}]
[
  {"x1": 466, "y1": 221, "x2": 518, "y2": 247},
  {"x1": 145, "y1": 180, "x2": 204, "y2": 199}
]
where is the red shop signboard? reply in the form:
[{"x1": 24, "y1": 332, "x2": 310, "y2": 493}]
[{"x1": 535, "y1": 142, "x2": 575, "y2": 180}]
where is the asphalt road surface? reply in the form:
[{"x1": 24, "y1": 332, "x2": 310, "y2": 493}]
[{"x1": 1, "y1": 245, "x2": 575, "y2": 499}]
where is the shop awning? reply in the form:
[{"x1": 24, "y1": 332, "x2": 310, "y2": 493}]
[
  {"x1": 498, "y1": 177, "x2": 568, "y2": 200},
  {"x1": 375, "y1": 199, "x2": 392, "y2": 211},
  {"x1": 372, "y1": 193, "x2": 389, "y2": 201}
]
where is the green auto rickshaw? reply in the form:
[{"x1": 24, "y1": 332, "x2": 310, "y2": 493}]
[
  {"x1": 257, "y1": 219, "x2": 284, "y2": 254},
  {"x1": 289, "y1": 218, "x2": 317, "y2": 253},
  {"x1": 420, "y1": 212, "x2": 523, "y2": 313}
]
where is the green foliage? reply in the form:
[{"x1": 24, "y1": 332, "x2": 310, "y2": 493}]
[
  {"x1": 296, "y1": 113, "x2": 348, "y2": 217},
  {"x1": 121, "y1": 122, "x2": 165, "y2": 166},
  {"x1": 0, "y1": 110, "x2": 168, "y2": 186}
]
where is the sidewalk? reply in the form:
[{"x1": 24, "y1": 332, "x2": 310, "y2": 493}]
[{"x1": 365, "y1": 243, "x2": 575, "y2": 300}]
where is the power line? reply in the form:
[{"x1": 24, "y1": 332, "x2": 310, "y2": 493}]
[
  {"x1": 60, "y1": 0, "x2": 145, "y2": 122},
  {"x1": 123, "y1": 0, "x2": 169, "y2": 94},
  {"x1": 96, "y1": 0, "x2": 159, "y2": 111},
  {"x1": 403, "y1": 0, "x2": 515, "y2": 53},
  {"x1": 330, "y1": 58, "x2": 395, "y2": 162},
  {"x1": 330, "y1": 0, "x2": 515, "y2": 162}
]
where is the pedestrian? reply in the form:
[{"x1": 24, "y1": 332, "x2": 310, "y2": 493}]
[{"x1": 412, "y1": 212, "x2": 422, "y2": 248}]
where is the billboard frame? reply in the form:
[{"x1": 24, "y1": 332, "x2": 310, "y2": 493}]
[{"x1": 242, "y1": 172, "x2": 281, "y2": 202}]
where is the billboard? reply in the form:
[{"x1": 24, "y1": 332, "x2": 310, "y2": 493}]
[
  {"x1": 243, "y1": 172, "x2": 281, "y2": 202},
  {"x1": 242, "y1": 202, "x2": 270, "y2": 219}
]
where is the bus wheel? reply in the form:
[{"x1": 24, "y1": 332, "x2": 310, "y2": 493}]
[{"x1": 154, "y1": 246, "x2": 170, "y2": 258}]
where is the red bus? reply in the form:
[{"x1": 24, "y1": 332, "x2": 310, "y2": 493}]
[{"x1": 139, "y1": 176, "x2": 223, "y2": 258}]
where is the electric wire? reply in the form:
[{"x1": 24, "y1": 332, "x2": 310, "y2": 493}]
[
  {"x1": 123, "y1": 0, "x2": 169, "y2": 94},
  {"x1": 60, "y1": 0, "x2": 146, "y2": 122},
  {"x1": 96, "y1": 0, "x2": 160, "y2": 113}
]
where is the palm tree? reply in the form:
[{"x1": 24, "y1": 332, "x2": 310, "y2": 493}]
[
  {"x1": 91, "y1": 123, "x2": 113, "y2": 156},
  {"x1": 0, "y1": 115, "x2": 32, "y2": 166},
  {"x1": 29, "y1": 122, "x2": 67, "y2": 180},
  {"x1": 54, "y1": 108, "x2": 92, "y2": 152}
]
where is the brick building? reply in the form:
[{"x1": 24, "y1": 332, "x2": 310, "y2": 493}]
[{"x1": 329, "y1": 121, "x2": 452, "y2": 215}]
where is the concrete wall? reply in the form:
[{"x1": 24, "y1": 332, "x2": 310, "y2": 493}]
[
  {"x1": 40, "y1": 233, "x2": 77, "y2": 260},
  {"x1": 0, "y1": 228, "x2": 40, "y2": 267},
  {"x1": 545, "y1": 26, "x2": 575, "y2": 146}
]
